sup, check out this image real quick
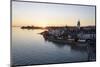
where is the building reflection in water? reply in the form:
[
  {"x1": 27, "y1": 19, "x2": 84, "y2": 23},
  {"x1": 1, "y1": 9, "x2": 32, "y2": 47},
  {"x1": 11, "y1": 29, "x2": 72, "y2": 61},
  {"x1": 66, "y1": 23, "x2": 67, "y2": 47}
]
[{"x1": 43, "y1": 35, "x2": 96, "y2": 61}]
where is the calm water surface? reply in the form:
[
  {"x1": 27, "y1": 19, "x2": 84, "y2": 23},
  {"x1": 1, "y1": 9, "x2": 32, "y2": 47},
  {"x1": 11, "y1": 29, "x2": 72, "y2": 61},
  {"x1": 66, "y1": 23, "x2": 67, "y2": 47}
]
[{"x1": 12, "y1": 27, "x2": 89, "y2": 65}]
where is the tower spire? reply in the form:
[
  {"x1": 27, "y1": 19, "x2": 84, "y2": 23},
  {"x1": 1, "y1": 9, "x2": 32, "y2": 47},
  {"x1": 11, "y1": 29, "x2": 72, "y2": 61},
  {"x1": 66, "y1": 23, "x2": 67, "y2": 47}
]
[{"x1": 77, "y1": 20, "x2": 80, "y2": 29}]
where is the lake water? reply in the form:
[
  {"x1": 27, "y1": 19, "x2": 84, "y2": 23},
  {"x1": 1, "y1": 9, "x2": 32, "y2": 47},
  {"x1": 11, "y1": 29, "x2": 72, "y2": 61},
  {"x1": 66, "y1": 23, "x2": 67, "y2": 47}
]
[{"x1": 12, "y1": 27, "x2": 89, "y2": 66}]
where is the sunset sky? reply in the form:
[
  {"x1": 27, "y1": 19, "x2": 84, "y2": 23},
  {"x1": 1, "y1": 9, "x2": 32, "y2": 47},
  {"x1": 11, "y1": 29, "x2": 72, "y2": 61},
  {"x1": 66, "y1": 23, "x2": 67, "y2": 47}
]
[{"x1": 12, "y1": 1, "x2": 95, "y2": 27}]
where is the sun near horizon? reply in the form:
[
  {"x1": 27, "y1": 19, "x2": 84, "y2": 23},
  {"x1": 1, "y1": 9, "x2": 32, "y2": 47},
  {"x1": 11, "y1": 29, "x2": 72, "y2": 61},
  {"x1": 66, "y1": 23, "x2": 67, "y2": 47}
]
[{"x1": 12, "y1": 1, "x2": 95, "y2": 27}]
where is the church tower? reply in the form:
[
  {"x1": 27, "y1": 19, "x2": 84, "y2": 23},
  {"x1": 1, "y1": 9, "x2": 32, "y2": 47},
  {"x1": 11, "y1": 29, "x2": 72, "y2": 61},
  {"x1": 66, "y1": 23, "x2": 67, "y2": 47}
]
[{"x1": 77, "y1": 20, "x2": 80, "y2": 29}]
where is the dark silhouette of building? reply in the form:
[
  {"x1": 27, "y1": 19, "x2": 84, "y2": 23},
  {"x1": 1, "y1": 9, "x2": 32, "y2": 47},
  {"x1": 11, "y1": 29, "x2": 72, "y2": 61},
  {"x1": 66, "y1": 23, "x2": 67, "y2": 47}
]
[{"x1": 77, "y1": 20, "x2": 80, "y2": 29}]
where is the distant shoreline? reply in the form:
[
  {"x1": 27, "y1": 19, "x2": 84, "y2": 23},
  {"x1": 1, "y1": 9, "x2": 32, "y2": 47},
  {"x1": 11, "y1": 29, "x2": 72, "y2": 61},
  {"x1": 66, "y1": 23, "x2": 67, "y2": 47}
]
[{"x1": 14, "y1": 25, "x2": 96, "y2": 29}]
